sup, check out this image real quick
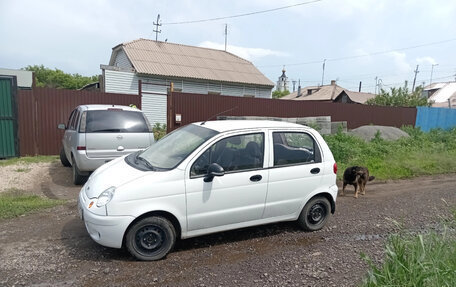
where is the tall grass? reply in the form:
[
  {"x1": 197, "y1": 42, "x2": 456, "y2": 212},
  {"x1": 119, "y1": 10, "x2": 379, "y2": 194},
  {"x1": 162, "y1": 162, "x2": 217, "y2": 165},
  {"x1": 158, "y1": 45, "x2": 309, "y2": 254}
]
[
  {"x1": 362, "y1": 231, "x2": 456, "y2": 286},
  {"x1": 324, "y1": 127, "x2": 456, "y2": 180}
]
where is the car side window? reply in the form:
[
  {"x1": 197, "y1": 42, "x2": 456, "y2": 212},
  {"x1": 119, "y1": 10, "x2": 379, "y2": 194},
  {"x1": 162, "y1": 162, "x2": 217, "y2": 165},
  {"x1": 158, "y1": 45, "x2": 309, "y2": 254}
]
[
  {"x1": 69, "y1": 110, "x2": 80, "y2": 130},
  {"x1": 67, "y1": 109, "x2": 76, "y2": 129},
  {"x1": 191, "y1": 133, "x2": 264, "y2": 176},
  {"x1": 273, "y1": 132, "x2": 321, "y2": 166}
]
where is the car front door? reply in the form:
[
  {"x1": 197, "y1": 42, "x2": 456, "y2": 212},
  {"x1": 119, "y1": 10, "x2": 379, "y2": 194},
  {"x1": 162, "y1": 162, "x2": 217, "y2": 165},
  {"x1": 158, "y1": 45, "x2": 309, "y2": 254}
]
[
  {"x1": 185, "y1": 132, "x2": 268, "y2": 232},
  {"x1": 264, "y1": 130, "x2": 324, "y2": 218}
]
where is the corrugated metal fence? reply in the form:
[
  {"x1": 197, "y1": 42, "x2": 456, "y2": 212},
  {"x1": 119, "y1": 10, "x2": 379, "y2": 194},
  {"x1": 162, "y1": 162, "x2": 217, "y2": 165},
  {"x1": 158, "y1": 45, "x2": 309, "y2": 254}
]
[
  {"x1": 415, "y1": 106, "x2": 456, "y2": 132},
  {"x1": 168, "y1": 92, "x2": 417, "y2": 131},
  {"x1": 18, "y1": 87, "x2": 141, "y2": 156}
]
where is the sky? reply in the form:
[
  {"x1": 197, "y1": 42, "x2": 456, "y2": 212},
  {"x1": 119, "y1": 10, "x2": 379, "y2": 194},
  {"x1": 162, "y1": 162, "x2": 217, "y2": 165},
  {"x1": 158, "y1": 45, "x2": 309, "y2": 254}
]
[{"x1": 1, "y1": 0, "x2": 456, "y2": 93}]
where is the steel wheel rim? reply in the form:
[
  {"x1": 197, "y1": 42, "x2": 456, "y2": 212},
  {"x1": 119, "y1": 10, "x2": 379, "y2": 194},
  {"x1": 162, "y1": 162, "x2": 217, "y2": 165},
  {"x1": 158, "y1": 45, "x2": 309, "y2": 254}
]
[
  {"x1": 308, "y1": 203, "x2": 326, "y2": 225},
  {"x1": 135, "y1": 225, "x2": 166, "y2": 254}
]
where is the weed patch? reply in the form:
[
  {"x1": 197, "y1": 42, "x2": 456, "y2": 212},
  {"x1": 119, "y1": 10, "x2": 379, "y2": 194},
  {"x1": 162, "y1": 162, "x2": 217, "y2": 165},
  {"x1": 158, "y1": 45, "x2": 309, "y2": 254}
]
[
  {"x1": 324, "y1": 127, "x2": 456, "y2": 180},
  {"x1": 0, "y1": 188, "x2": 65, "y2": 219}
]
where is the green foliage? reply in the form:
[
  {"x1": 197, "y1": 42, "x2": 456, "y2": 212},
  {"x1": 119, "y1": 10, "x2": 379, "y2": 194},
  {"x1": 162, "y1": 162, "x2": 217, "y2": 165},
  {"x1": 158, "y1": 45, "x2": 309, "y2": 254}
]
[
  {"x1": 152, "y1": 123, "x2": 167, "y2": 140},
  {"x1": 23, "y1": 65, "x2": 98, "y2": 89},
  {"x1": 362, "y1": 230, "x2": 456, "y2": 287},
  {"x1": 324, "y1": 127, "x2": 456, "y2": 180},
  {"x1": 272, "y1": 89, "x2": 290, "y2": 99},
  {"x1": 366, "y1": 86, "x2": 431, "y2": 107},
  {"x1": 0, "y1": 156, "x2": 58, "y2": 167},
  {"x1": 0, "y1": 188, "x2": 65, "y2": 219}
]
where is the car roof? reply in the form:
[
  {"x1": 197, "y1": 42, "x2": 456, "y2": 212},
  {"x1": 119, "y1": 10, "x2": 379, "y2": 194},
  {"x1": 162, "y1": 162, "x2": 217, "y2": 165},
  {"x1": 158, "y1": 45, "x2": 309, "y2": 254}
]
[
  {"x1": 192, "y1": 120, "x2": 310, "y2": 133},
  {"x1": 77, "y1": 104, "x2": 141, "y2": 112}
]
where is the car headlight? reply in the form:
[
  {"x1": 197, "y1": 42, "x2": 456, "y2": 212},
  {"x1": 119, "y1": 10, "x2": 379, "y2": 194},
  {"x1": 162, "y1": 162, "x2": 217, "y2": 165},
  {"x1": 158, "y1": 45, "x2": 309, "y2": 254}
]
[{"x1": 96, "y1": 187, "x2": 116, "y2": 207}]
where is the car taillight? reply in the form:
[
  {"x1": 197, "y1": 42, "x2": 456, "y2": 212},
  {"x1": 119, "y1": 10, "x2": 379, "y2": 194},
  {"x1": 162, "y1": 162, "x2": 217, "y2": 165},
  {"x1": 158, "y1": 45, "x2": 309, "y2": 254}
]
[
  {"x1": 333, "y1": 162, "x2": 337, "y2": 174},
  {"x1": 77, "y1": 146, "x2": 86, "y2": 150}
]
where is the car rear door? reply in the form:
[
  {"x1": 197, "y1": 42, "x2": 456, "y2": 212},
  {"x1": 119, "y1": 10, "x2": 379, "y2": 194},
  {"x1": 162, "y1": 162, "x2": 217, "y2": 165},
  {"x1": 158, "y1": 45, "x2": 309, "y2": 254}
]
[
  {"x1": 264, "y1": 130, "x2": 324, "y2": 218},
  {"x1": 83, "y1": 109, "x2": 152, "y2": 158}
]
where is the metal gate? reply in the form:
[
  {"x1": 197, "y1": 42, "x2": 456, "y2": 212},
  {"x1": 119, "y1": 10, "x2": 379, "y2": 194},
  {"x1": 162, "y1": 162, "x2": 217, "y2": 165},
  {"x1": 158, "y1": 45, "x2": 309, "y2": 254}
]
[{"x1": 0, "y1": 76, "x2": 19, "y2": 158}]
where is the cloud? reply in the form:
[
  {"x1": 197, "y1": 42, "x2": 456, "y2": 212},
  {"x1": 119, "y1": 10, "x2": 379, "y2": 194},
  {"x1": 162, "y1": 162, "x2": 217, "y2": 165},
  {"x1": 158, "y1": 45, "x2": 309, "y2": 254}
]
[
  {"x1": 416, "y1": 56, "x2": 437, "y2": 66},
  {"x1": 388, "y1": 51, "x2": 411, "y2": 74},
  {"x1": 199, "y1": 41, "x2": 288, "y2": 61}
]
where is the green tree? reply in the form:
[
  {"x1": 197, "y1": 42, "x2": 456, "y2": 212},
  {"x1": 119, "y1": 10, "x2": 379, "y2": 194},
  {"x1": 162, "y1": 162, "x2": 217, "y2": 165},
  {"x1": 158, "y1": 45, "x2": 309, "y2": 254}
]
[
  {"x1": 23, "y1": 65, "x2": 98, "y2": 90},
  {"x1": 272, "y1": 89, "x2": 290, "y2": 99},
  {"x1": 366, "y1": 86, "x2": 431, "y2": 107}
]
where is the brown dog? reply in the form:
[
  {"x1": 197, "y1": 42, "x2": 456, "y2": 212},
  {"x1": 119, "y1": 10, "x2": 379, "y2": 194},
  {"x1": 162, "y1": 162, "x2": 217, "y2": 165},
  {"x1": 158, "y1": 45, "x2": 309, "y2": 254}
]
[{"x1": 341, "y1": 166, "x2": 375, "y2": 198}]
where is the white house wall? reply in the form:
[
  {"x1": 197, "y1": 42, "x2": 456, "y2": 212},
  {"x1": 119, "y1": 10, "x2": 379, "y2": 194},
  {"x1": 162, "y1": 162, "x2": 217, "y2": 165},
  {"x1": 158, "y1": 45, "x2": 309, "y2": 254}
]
[
  {"x1": 103, "y1": 69, "x2": 272, "y2": 125},
  {"x1": 104, "y1": 69, "x2": 271, "y2": 98},
  {"x1": 113, "y1": 49, "x2": 133, "y2": 70}
]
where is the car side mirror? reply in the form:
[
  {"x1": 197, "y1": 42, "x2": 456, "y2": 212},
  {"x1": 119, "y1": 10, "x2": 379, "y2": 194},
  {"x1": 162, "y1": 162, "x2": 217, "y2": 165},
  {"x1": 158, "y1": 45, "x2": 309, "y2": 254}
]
[
  {"x1": 58, "y1": 123, "x2": 66, "y2": 130},
  {"x1": 204, "y1": 163, "x2": 225, "y2": 182}
]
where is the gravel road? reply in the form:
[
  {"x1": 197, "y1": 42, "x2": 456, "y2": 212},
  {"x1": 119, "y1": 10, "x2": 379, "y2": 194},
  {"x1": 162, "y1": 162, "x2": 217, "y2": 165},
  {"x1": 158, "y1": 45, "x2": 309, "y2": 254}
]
[{"x1": 0, "y1": 161, "x2": 455, "y2": 287}]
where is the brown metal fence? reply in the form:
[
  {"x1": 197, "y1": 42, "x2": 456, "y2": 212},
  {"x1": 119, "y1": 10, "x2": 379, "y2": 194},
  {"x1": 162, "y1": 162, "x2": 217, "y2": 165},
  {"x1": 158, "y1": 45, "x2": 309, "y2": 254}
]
[
  {"x1": 168, "y1": 92, "x2": 417, "y2": 131},
  {"x1": 18, "y1": 87, "x2": 141, "y2": 156}
]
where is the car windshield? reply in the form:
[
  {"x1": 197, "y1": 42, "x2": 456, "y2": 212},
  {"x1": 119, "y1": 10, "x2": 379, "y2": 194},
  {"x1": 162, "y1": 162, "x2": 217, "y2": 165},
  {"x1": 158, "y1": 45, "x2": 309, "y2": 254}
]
[{"x1": 138, "y1": 124, "x2": 218, "y2": 170}]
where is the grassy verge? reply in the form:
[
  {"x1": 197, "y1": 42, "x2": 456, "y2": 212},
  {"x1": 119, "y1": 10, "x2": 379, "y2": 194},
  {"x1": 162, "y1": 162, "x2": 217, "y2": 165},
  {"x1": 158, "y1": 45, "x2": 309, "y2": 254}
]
[
  {"x1": 324, "y1": 127, "x2": 456, "y2": 180},
  {"x1": 0, "y1": 188, "x2": 65, "y2": 219},
  {"x1": 362, "y1": 232, "x2": 456, "y2": 286},
  {"x1": 0, "y1": 155, "x2": 58, "y2": 167}
]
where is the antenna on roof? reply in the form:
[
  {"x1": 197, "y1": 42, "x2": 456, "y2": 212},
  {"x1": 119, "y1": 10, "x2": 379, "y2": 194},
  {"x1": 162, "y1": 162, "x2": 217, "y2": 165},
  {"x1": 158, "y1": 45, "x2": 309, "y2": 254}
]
[
  {"x1": 201, "y1": 106, "x2": 238, "y2": 125},
  {"x1": 153, "y1": 14, "x2": 162, "y2": 41}
]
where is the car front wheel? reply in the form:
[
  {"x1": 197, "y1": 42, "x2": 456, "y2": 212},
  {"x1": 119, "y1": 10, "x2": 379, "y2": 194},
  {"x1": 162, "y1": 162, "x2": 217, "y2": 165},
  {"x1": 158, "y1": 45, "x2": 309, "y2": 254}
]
[
  {"x1": 298, "y1": 196, "x2": 331, "y2": 231},
  {"x1": 126, "y1": 216, "x2": 176, "y2": 261}
]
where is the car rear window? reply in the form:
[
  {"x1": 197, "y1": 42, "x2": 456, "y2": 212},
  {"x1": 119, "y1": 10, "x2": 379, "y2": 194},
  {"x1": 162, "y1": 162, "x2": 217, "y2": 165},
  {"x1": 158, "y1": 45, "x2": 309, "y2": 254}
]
[{"x1": 84, "y1": 110, "x2": 149, "y2": 133}]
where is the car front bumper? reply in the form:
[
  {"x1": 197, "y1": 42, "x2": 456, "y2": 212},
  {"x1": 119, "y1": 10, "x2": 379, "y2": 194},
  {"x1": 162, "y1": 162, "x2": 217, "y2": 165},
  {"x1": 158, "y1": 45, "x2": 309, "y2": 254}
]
[{"x1": 78, "y1": 189, "x2": 134, "y2": 249}]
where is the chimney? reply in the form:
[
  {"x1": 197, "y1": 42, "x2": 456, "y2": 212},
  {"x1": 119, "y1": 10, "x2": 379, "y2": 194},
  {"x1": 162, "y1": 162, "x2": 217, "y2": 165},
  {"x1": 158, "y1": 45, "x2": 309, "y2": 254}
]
[{"x1": 330, "y1": 80, "x2": 336, "y2": 86}]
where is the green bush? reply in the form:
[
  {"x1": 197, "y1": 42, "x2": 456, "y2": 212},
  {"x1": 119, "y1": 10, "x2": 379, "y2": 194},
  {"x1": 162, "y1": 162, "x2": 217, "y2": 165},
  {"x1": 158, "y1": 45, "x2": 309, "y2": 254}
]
[{"x1": 324, "y1": 127, "x2": 456, "y2": 180}]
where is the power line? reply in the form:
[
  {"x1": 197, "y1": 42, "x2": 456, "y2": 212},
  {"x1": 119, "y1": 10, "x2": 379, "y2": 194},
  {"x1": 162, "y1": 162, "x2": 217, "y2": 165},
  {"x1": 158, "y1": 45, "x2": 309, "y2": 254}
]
[
  {"x1": 162, "y1": 0, "x2": 322, "y2": 25},
  {"x1": 259, "y1": 37, "x2": 456, "y2": 68}
]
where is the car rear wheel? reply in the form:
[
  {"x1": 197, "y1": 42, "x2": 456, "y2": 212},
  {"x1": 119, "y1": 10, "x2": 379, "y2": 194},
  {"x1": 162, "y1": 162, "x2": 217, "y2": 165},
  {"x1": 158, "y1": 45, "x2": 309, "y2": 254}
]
[
  {"x1": 298, "y1": 196, "x2": 331, "y2": 231},
  {"x1": 72, "y1": 157, "x2": 87, "y2": 185},
  {"x1": 126, "y1": 216, "x2": 176, "y2": 261},
  {"x1": 60, "y1": 147, "x2": 71, "y2": 167}
]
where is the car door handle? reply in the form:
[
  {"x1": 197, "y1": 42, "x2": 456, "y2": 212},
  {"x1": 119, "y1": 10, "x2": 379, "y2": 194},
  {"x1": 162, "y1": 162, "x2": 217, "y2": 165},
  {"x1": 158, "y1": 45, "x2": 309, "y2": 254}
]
[
  {"x1": 250, "y1": 175, "x2": 262, "y2": 182},
  {"x1": 310, "y1": 168, "x2": 320, "y2": 174}
]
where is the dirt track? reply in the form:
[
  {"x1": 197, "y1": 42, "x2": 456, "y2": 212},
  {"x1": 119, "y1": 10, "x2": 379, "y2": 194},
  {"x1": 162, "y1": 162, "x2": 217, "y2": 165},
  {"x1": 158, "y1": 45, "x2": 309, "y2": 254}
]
[{"x1": 0, "y1": 161, "x2": 455, "y2": 287}]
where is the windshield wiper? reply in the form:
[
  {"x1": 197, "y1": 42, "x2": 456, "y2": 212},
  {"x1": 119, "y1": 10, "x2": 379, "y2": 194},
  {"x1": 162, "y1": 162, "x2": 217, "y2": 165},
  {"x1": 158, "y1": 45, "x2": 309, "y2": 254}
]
[{"x1": 134, "y1": 152, "x2": 155, "y2": 171}]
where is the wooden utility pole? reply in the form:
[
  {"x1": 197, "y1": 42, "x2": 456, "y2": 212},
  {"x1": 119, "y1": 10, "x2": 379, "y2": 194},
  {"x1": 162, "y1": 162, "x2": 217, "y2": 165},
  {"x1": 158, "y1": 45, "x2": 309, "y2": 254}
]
[
  {"x1": 412, "y1": 65, "x2": 419, "y2": 92},
  {"x1": 224, "y1": 24, "x2": 228, "y2": 51}
]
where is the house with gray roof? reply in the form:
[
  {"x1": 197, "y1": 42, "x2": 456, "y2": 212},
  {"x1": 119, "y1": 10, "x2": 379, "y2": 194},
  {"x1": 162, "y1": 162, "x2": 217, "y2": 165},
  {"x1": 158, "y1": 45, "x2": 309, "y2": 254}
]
[
  {"x1": 423, "y1": 82, "x2": 456, "y2": 108},
  {"x1": 281, "y1": 80, "x2": 376, "y2": 104},
  {"x1": 101, "y1": 39, "x2": 274, "y2": 124}
]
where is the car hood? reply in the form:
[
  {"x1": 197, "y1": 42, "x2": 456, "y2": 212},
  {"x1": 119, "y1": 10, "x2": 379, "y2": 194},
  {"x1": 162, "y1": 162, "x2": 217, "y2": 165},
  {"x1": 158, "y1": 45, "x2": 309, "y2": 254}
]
[{"x1": 83, "y1": 157, "x2": 146, "y2": 198}]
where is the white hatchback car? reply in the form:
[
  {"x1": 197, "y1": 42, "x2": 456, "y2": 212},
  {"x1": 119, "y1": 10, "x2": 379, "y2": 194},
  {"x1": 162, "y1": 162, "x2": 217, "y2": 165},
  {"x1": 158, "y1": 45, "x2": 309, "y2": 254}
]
[{"x1": 78, "y1": 120, "x2": 338, "y2": 261}]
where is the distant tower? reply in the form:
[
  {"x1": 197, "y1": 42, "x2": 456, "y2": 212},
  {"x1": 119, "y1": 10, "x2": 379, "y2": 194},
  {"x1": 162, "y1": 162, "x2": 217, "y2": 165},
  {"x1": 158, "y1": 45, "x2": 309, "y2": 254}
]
[{"x1": 276, "y1": 67, "x2": 289, "y2": 92}]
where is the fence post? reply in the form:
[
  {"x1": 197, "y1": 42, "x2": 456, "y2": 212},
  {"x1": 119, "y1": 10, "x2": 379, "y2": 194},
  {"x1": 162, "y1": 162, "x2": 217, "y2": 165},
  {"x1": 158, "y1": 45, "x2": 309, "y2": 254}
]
[{"x1": 167, "y1": 82, "x2": 174, "y2": 133}]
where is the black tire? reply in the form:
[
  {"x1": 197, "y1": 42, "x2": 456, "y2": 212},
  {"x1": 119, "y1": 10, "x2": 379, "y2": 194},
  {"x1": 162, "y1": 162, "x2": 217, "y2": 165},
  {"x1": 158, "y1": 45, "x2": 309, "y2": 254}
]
[
  {"x1": 298, "y1": 196, "x2": 331, "y2": 231},
  {"x1": 60, "y1": 147, "x2": 71, "y2": 167},
  {"x1": 126, "y1": 217, "x2": 176, "y2": 261},
  {"x1": 72, "y1": 158, "x2": 87, "y2": 185}
]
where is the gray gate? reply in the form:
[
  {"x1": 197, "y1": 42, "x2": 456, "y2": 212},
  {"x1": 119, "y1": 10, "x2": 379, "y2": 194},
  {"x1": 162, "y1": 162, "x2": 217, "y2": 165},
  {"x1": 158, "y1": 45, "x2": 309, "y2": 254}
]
[{"x1": 0, "y1": 76, "x2": 19, "y2": 158}]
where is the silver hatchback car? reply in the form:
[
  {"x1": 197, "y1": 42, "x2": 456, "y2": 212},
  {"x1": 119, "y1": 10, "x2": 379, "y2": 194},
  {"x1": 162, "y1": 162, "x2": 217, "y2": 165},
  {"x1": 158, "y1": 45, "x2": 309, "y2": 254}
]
[{"x1": 58, "y1": 105, "x2": 155, "y2": 185}]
